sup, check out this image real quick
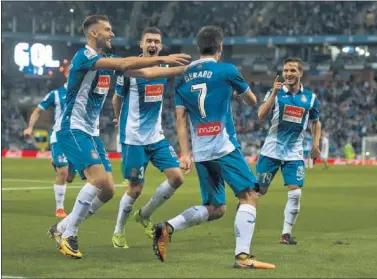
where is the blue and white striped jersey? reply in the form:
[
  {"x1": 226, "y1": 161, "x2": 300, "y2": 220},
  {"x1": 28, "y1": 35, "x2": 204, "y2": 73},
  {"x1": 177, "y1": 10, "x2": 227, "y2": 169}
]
[{"x1": 260, "y1": 85, "x2": 320, "y2": 161}]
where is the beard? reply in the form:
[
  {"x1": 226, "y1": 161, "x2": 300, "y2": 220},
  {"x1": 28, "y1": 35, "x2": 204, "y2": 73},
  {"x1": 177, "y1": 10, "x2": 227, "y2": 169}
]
[{"x1": 97, "y1": 38, "x2": 111, "y2": 53}]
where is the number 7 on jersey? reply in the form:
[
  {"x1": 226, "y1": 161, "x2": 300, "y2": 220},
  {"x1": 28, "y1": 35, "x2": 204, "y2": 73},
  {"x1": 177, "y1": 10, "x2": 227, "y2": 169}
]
[{"x1": 191, "y1": 83, "x2": 207, "y2": 118}]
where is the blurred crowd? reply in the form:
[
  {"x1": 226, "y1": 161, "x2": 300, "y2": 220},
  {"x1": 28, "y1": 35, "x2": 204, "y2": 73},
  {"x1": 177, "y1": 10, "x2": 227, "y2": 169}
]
[
  {"x1": 2, "y1": 73, "x2": 377, "y2": 157},
  {"x1": 2, "y1": 1, "x2": 377, "y2": 158},
  {"x1": 2, "y1": 1, "x2": 376, "y2": 37}
]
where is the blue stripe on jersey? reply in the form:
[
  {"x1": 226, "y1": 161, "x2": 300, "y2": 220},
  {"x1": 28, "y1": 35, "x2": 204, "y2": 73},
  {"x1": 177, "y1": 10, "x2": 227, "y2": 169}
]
[
  {"x1": 261, "y1": 86, "x2": 319, "y2": 160},
  {"x1": 119, "y1": 75, "x2": 167, "y2": 145}
]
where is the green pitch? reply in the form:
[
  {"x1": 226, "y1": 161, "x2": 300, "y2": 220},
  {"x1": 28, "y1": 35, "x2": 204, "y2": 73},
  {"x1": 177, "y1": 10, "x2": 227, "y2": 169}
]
[{"x1": 2, "y1": 158, "x2": 377, "y2": 278}]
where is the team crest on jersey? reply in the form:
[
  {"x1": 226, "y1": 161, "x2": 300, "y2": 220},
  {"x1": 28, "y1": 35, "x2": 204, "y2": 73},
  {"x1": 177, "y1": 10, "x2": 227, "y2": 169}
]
[
  {"x1": 91, "y1": 149, "x2": 99, "y2": 160},
  {"x1": 301, "y1": 94, "x2": 307, "y2": 103},
  {"x1": 282, "y1": 105, "x2": 305, "y2": 124},
  {"x1": 145, "y1": 84, "x2": 163, "y2": 102},
  {"x1": 94, "y1": 75, "x2": 110, "y2": 95}
]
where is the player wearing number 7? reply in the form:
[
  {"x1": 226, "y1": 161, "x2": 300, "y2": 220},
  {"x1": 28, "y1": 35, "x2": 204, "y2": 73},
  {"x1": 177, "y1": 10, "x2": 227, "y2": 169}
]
[
  {"x1": 152, "y1": 25, "x2": 275, "y2": 269},
  {"x1": 256, "y1": 58, "x2": 321, "y2": 245}
]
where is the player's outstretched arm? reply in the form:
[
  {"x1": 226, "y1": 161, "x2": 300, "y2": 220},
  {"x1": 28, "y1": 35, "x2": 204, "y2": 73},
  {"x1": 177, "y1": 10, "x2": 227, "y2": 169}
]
[
  {"x1": 258, "y1": 75, "x2": 283, "y2": 120},
  {"x1": 112, "y1": 94, "x2": 123, "y2": 127},
  {"x1": 125, "y1": 66, "x2": 187, "y2": 80},
  {"x1": 23, "y1": 107, "x2": 43, "y2": 136},
  {"x1": 176, "y1": 107, "x2": 192, "y2": 173},
  {"x1": 93, "y1": 54, "x2": 191, "y2": 71},
  {"x1": 311, "y1": 120, "x2": 321, "y2": 159},
  {"x1": 238, "y1": 88, "x2": 258, "y2": 106}
]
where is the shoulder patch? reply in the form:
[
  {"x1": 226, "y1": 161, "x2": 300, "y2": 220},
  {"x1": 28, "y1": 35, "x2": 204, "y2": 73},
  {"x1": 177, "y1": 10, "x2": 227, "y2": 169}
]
[{"x1": 84, "y1": 49, "x2": 98, "y2": 59}]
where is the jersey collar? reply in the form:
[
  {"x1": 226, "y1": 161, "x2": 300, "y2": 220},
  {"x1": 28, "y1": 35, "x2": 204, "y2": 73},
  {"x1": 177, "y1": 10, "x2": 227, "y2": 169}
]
[
  {"x1": 63, "y1": 83, "x2": 68, "y2": 89},
  {"x1": 189, "y1": 58, "x2": 217, "y2": 68},
  {"x1": 282, "y1": 84, "x2": 304, "y2": 94}
]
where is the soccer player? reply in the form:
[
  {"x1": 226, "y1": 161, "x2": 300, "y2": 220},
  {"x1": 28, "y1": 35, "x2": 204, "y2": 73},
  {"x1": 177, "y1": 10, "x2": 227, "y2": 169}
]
[
  {"x1": 47, "y1": 14, "x2": 191, "y2": 259},
  {"x1": 303, "y1": 131, "x2": 313, "y2": 169},
  {"x1": 321, "y1": 131, "x2": 329, "y2": 169},
  {"x1": 23, "y1": 82, "x2": 75, "y2": 218},
  {"x1": 256, "y1": 58, "x2": 321, "y2": 245},
  {"x1": 111, "y1": 27, "x2": 184, "y2": 249},
  {"x1": 152, "y1": 26, "x2": 275, "y2": 269}
]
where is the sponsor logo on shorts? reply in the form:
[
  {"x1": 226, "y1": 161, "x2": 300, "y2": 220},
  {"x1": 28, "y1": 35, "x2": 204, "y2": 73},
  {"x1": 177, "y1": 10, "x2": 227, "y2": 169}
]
[
  {"x1": 169, "y1": 146, "x2": 178, "y2": 158},
  {"x1": 296, "y1": 166, "x2": 304, "y2": 181},
  {"x1": 145, "y1": 84, "x2": 163, "y2": 102},
  {"x1": 93, "y1": 75, "x2": 110, "y2": 95},
  {"x1": 197, "y1": 122, "x2": 222, "y2": 137},
  {"x1": 282, "y1": 105, "x2": 305, "y2": 124}
]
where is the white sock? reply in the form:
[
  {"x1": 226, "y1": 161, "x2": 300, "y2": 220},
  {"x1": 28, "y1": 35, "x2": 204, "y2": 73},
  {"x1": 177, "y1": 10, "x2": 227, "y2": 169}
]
[
  {"x1": 62, "y1": 183, "x2": 98, "y2": 238},
  {"x1": 167, "y1": 205, "x2": 209, "y2": 232},
  {"x1": 309, "y1": 158, "x2": 313, "y2": 169},
  {"x1": 140, "y1": 180, "x2": 176, "y2": 219},
  {"x1": 114, "y1": 194, "x2": 135, "y2": 234},
  {"x1": 54, "y1": 184, "x2": 66, "y2": 209},
  {"x1": 235, "y1": 204, "x2": 257, "y2": 256},
  {"x1": 57, "y1": 195, "x2": 103, "y2": 233},
  {"x1": 304, "y1": 159, "x2": 308, "y2": 168},
  {"x1": 282, "y1": 189, "x2": 301, "y2": 235},
  {"x1": 88, "y1": 196, "x2": 104, "y2": 216}
]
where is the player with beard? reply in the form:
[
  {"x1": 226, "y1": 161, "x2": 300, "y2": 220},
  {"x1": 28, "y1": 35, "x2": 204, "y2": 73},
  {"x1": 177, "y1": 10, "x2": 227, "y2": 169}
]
[
  {"x1": 47, "y1": 15, "x2": 191, "y2": 259},
  {"x1": 111, "y1": 27, "x2": 184, "y2": 249},
  {"x1": 256, "y1": 58, "x2": 321, "y2": 245}
]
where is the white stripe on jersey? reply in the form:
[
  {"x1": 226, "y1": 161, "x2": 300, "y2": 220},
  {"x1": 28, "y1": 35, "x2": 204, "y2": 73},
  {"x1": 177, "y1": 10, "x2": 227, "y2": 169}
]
[
  {"x1": 53, "y1": 90, "x2": 63, "y2": 123},
  {"x1": 260, "y1": 96, "x2": 280, "y2": 158},
  {"x1": 70, "y1": 70, "x2": 97, "y2": 134},
  {"x1": 125, "y1": 78, "x2": 141, "y2": 144},
  {"x1": 123, "y1": 78, "x2": 164, "y2": 145}
]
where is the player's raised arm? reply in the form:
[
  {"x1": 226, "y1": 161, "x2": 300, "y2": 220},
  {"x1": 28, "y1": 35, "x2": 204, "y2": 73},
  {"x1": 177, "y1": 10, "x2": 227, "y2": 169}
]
[
  {"x1": 258, "y1": 75, "x2": 282, "y2": 120},
  {"x1": 125, "y1": 65, "x2": 187, "y2": 80},
  {"x1": 93, "y1": 54, "x2": 191, "y2": 72}
]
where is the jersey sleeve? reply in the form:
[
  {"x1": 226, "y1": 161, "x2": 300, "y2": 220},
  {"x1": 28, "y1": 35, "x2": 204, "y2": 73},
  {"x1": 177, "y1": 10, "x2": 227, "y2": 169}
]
[
  {"x1": 309, "y1": 95, "x2": 320, "y2": 120},
  {"x1": 175, "y1": 90, "x2": 186, "y2": 109},
  {"x1": 228, "y1": 64, "x2": 250, "y2": 96},
  {"x1": 115, "y1": 74, "x2": 124, "y2": 97},
  {"x1": 38, "y1": 91, "x2": 55, "y2": 110},
  {"x1": 72, "y1": 49, "x2": 102, "y2": 71},
  {"x1": 262, "y1": 89, "x2": 273, "y2": 104}
]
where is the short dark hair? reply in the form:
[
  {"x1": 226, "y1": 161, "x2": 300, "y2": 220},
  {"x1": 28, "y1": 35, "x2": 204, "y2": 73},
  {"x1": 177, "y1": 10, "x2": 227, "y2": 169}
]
[
  {"x1": 141, "y1": 27, "x2": 163, "y2": 39},
  {"x1": 82, "y1": 14, "x2": 110, "y2": 35},
  {"x1": 283, "y1": 57, "x2": 304, "y2": 72},
  {"x1": 196, "y1": 25, "x2": 224, "y2": 55}
]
